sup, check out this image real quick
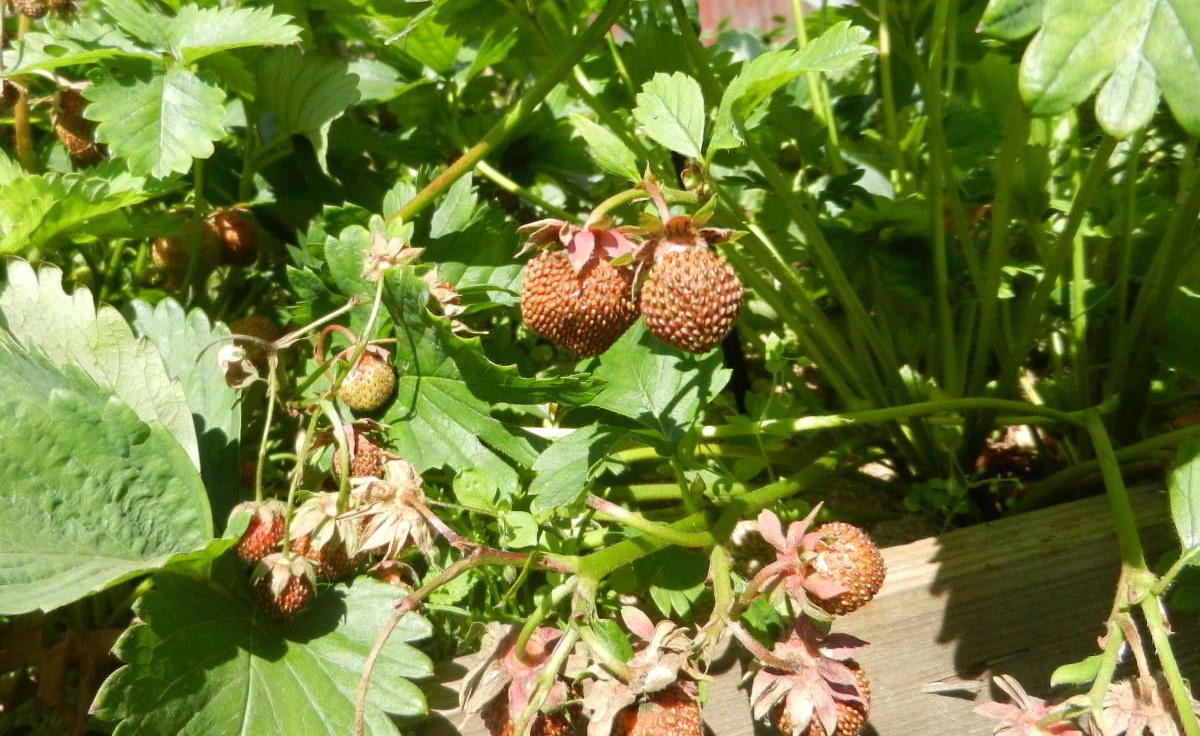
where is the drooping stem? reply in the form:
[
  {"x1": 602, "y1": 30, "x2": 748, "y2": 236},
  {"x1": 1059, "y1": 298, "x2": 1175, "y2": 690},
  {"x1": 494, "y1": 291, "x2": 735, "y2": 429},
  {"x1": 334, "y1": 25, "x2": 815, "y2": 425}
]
[
  {"x1": 253, "y1": 355, "x2": 280, "y2": 503},
  {"x1": 387, "y1": 0, "x2": 631, "y2": 225},
  {"x1": 515, "y1": 579, "x2": 578, "y2": 666},
  {"x1": 329, "y1": 277, "x2": 386, "y2": 398},
  {"x1": 513, "y1": 627, "x2": 581, "y2": 734}
]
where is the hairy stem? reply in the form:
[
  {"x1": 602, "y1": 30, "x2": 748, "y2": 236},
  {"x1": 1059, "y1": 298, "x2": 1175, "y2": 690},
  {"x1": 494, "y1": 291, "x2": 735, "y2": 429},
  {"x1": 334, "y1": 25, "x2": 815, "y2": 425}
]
[
  {"x1": 254, "y1": 355, "x2": 279, "y2": 503},
  {"x1": 388, "y1": 0, "x2": 631, "y2": 225},
  {"x1": 588, "y1": 495, "x2": 712, "y2": 547}
]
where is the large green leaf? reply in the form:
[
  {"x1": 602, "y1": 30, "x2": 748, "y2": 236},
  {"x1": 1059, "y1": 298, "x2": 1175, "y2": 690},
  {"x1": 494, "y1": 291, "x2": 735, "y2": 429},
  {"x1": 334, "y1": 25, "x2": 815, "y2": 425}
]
[
  {"x1": 382, "y1": 270, "x2": 597, "y2": 496},
  {"x1": 590, "y1": 323, "x2": 730, "y2": 447},
  {"x1": 529, "y1": 425, "x2": 622, "y2": 514},
  {"x1": 0, "y1": 336, "x2": 210, "y2": 615},
  {"x1": 129, "y1": 299, "x2": 242, "y2": 525},
  {"x1": 0, "y1": 261, "x2": 199, "y2": 467},
  {"x1": 85, "y1": 66, "x2": 228, "y2": 178},
  {"x1": 982, "y1": 0, "x2": 1200, "y2": 137},
  {"x1": 1170, "y1": 440, "x2": 1200, "y2": 551},
  {"x1": 0, "y1": 17, "x2": 156, "y2": 75},
  {"x1": 256, "y1": 50, "x2": 362, "y2": 175},
  {"x1": 709, "y1": 22, "x2": 874, "y2": 153},
  {"x1": 93, "y1": 569, "x2": 431, "y2": 734},
  {"x1": 101, "y1": 0, "x2": 299, "y2": 61},
  {"x1": 570, "y1": 114, "x2": 642, "y2": 183},
  {"x1": 0, "y1": 166, "x2": 176, "y2": 254},
  {"x1": 634, "y1": 71, "x2": 706, "y2": 160}
]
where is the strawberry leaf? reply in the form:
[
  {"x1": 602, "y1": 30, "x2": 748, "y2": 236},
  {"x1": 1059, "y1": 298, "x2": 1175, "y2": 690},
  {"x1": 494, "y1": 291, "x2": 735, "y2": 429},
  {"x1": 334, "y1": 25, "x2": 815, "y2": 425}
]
[
  {"x1": 634, "y1": 71, "x2": 706, "y2": 160},
  {"x1": 982, "y1": 0, "x2": 1200, "y2": 137},
  {"x1": 1169, "y1": 440, "x2": 1200, "y2": 551},
  {"x1": 85, "y1": 66, "x2": 228, "y2": 178},
  {"x1": 570, "y1": 113, "x2": 642, "y2": 183},
  {"x1": 589, "y1": 323, "x2": 731, "y2": 447},
  {"x1": 161, "y1": 4, "x2": 302, "y2": 63},
  {"x1": 429, "y1": 173, "x2": 478, "y2": 239},
  {"x1": 0, "y1": 334, "x2": 210, "y2": 614},
  {"x1": 0, "y1": 17, "x2": 156, "y2": 75},
  {"x1": 529, "y1": 425, "x2": 623, "y2": 514},
  {"x1": 0, "y1": 260, "x2": 199, "y2": 467},
  {"x1": 129, "y1": 299, "x2": 242, "y2": 527},
  {"x1": 93, "y1": 567, "x2": 431, "y2": 734},
  {"x1": 382, "y1": 270, "x2": 598, "y2": 498},
  {"x1": 256, "y1": 50, "x2": 362, "y2": 176}
]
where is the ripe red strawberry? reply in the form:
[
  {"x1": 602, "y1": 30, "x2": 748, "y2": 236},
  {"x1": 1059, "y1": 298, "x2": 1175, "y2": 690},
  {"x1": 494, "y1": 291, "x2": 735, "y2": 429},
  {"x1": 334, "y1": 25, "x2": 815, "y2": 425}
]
[
  {"x1": 614, "y1": 685, "x2": 703, "y2": 736},
  {"x1": 228, "y1": 315, "x2": 280, "y2": 364},
  {"x1": 521, "y1": 250, "x2": 638, "y2": 357},
  {"x1": 152, "y1": 224, "x2": 220, "y2": 281},
  {"x1": 337, "y1": 349, "x2": 395, "y2": 412},
  {"x1": 808, "y1": 523, "x2": 885, "y2": 616},
  {"x1": 12, "y1": 0, "x2": 48, "y2": 18},
  {"x1": 252, "y1": 552, "x2": 317, "y2": 621},
  {"x1": 229, "y1": 500, "x2": 285, "y2": 563},
  {"x1": 292, "y1": 534, "x2": 358, "y2": 582},
  {"x1": 480, "y1": 694, "x2": 577, "y2": 736},
  {"x1": 779, "y1": 665, "x2": 870, "y2": 736},
  {"x1": 207, "y1": 207, "x2": 259, "y2": 267},
  {"x1": 53, "y1": 89, "x2": 104, "y2": 166},
  {"x1": 639, "y1": 245, "x2": 742, "y2": 354}
]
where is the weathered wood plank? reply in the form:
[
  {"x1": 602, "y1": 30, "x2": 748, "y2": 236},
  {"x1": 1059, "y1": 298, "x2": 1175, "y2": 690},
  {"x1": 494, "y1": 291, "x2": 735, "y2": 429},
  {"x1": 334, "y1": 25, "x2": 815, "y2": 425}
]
[{"x1": 420, "y1": 487, "x2": 1197, "y2": 735}]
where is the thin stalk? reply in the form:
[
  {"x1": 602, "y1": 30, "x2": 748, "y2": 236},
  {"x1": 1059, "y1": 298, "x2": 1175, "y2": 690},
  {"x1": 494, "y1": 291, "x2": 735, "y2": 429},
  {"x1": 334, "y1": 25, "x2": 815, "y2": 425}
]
[
  {"x1": 12, "y1": 16, "x2": 34, "y2": 172},
  {"x1": 514, "y1": 628, "x2": 580, "y2": 734},
  {"x1": 281, "y1": 409, "x2": 323, "y2": 554},
  {"x1": 514, "y1": 579, "x2": 578, "y2": 666},
  {"x1": 1138, "y1": 598, "x2": 1200, "y2": 736},
  {"x1": 1070, "y1": 225, "x2": 1090, "y2": 408},
  {"x1": 254, "y1": 355, "x2": 279, "y2": 502},
  {"x1": 476, "y1": 158, "x2": 573, "y2": 220},
  {"x1": 1153, "y1": 546, "x2": 1200, "y2": 596},
  {"x1": 588, "y1": 495, "x2": 711, "y2": 546},
  {"x1": 878, "y1": 0, "x2": 907, "y2": 190},
  {"x1": 790, "y1": 0, "x2": 845, "y2": 174},
  {"x1": 328, "y1": 278, "x2": 386, "y2": 398},
  {"x1": 699, "y1": 397, "x2": 1084, "y2": 439},
  {"x1": 1009, "y1": 137, "x2": 1117, "y2": 382},
  {"x1": 387, "y1": 0, "x2": 631, "y2": 225},
  {"x1": 1086, "y1": 616, "x2": 1127, "y2": 713},
  {"x1": 319, "y1": 401, "x2": 351, "y2": 513},
  {"x1": 1111, "y1": 129, "x2": 1145, "y2": 359}
]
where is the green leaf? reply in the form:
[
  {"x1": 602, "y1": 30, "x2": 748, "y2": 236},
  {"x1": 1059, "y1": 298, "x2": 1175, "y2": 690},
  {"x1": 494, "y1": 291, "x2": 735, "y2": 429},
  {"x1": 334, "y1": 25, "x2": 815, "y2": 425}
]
[
  {"x1": 980, "y1": 0, "x2": 1045, "y2": 39},
  {"x1": 633, "y1": 72, "x2": 706, "y2": 160},
  {"x1": 709, "y1": 23, "x2": 873, "y2": 154},
  {"x1": 642, "y1": 547, "x2": 708, "y2": 618},
  {"x1": 500, "y1": 511, "x2": 539, "y2": 549},
  {"x1": 459, "y1": 27, "x2": 519, "y2": 84},
  {"x1": 570, "y1": 114, "x2": 641, "y2": 183},
  {"x1": 429, "y1": 173, "x2": 477, "y2": 239},
  {"x1": 1160, "y1": 288, "x2": 1200, "y2": 381},
  {"x1": 0, "y1": 166, "x2": 177, "y2": 254},
  {"x1": 1169, "y1": 440, "x2": 1200, "y2": 550},
  {"x1": 1050, "y1": 654, "x2": 1104, "y2": 686},
  {"x1": 0, "y1": 18, "x2": 156, "y2": 75},
  {"x1": 590, "y1": 323, "x2": 731, "y2": 447},
  {"x1": 0, "y1": 336, "x2": 210, "y2": 614},
  {"x1": 324, "y1": 225, "x2": 374, "y2": 298},
  {"x1": 382, "y1": 270, "x2": 597, "y2": 497},
  {"x1": 93, "y1": 570, "x2": 431, "y2": 734},
  {"x1": 400, "y1": 16, "x2": 461, "y2": 75},
  {"x1": 0, "y1": 261, "x2": 199, "y2": 467},
  {"x1": 1014, "y1": 0, "x2": 1200, "y2": 137},
  {"x1": 452, "y1": 468, "x2": 498, "y2": 512},
  {"x1": 424, "y1": 211, "x2": 523, "y2": 304},
  {"x1": 349, "y1": 59, "x2": 433, "y2": 103},
  {"x1": 85, "y1": 67, "x2": 227, "y2": 178},
  {"x1": 530, "y1": 425, "x2": 622, "y2": 514},
  {"x1": 101, "y1": 0, "x2": 171, "y2": 48},
  {"x1": 129, "y1": 299, "x2": 242, "y2": 525},
  {"x1": 591, "y1": 619, "x2": 635, "y2": 662},
  {"x1": 257, "y1": 50, "x2": 362, "y2": 175},
  {"x1": 163, "y1": 4, "x2": 302, "y2": 63}
]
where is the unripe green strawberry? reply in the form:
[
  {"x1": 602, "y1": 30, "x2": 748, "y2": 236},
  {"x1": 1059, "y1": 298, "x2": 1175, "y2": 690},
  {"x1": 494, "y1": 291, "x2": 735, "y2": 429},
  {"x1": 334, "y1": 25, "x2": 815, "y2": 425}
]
[
  {"x1": 337, "y1": 351, "x2": 395, "y2": 413},
  {"x1": 207, "y1": 207, "x2": 259, "y2": 267}
]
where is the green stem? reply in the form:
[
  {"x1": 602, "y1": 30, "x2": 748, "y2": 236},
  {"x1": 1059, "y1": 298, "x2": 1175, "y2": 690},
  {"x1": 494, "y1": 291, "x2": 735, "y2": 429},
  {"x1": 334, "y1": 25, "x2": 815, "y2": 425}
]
[
  {"x1": 1070, "y1": 222, "x2": 1090, "y2": 408},
  {"x1": 585, "y1": 185, "x2": 697, "y2": 228},
  {"x1": 699, "y1": 397, "x2": 1085, "y2": 439},
  {"x1": 1015, "y1": 421, "x2": 1200, "y2": 512},
  {"x1": 1140, "y1": 597, "x2": 1200, "y2": 736},
  {"x1": 329, "y1": 278, "x2": 386, "y2": 399},
  {"x1": 387, "y1": 0, "x2": 631, "y2": 225},
  {"x1": 588, "y1": 495, "x2": 711, "y2": 547},
  {"x1": 254, "y1": 355, "x2": 279, "y2": 503},
  {"x1": 1153, "y1": 546, "x2": 1200, "y2": 596},
  {"x1": 514, "y1": 628, "x2": 580, "y2": 733},
  {"x1": 282, "y1": 408, "x2": 323, "y2": 554},
  {"x1": 790, "y1": 0, "x2": 845, "y2": 174},
  {"x1": 579, "y1": 456, "x2": 838, "y2": 581},
  {"x1": 877, "y1": 0, "x2": 906, "y2": 190},
  {"x1": 1111, "y1": 129, "x2": 1145, "y2": 361},
  {"x1": 319, "y1": 400, "x2": 351, "y2": 513},
  {"x1": 514, "y1": 579, "x2": 578, "y2": 666},
  {"x1": 476, "y1": 159, "x2": 574, "y2": 221},
  {"x1": 1086, "y1": 615, "x2": 1126, "y2": 713}
]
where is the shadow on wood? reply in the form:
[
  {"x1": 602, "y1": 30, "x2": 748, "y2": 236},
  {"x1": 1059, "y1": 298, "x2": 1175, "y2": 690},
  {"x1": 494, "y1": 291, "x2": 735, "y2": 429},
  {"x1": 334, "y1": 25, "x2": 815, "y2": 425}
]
[{"x1": 420, "y1": 486, "x2": 1197, "y2": 735}]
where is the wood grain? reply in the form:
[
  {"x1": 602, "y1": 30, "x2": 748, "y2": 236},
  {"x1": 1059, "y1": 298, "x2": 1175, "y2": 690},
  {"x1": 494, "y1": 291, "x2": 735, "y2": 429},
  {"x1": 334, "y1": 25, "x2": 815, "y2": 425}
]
[{"x1": 419, "y1": 487, "x2": 1197, "y2": 735}]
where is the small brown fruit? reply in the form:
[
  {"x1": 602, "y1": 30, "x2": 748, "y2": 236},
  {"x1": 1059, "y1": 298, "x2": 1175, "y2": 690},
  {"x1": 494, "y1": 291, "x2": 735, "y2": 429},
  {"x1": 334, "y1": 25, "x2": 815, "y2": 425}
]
[
  {"x1": 520, "y1": 250, "x2": 638, "y2": 357},
  {"x1": 614, "y1": 686, "x2": 703, "y2": 736},
  {"x1": 11, "y1": 0, "x2": 48, "y2": 18},
  {"x1": 53, "y1": 89, "x2": 104, "y2": 166},
  {"x1": 152, "y1": 223, "x2": 220, "y2": 280},
  {"x1": 481, "y1": 693, "x2": 577, "y2": 736},
  {"x1": 640, "y1": 247, "x2": 742, "y2": 354},
  {"x1": 0, "y1": 80, "x2": 18, "y2": 109},
  {"x1": 809, "y1": 523, "x2": 885, "y2": 616},
  {"x1": 228, "y1": 315, "x2": 280, "y2": 364},
  {"x1": 207, "y1": 208, "x2": 259, "y2": 267},
  {"x1": 794, "y1": 665, "x2": 871, "y2": 736}
]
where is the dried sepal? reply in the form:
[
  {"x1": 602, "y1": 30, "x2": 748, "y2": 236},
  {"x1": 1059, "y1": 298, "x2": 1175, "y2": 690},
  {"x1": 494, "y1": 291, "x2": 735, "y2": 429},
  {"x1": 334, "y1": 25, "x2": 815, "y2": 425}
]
[
  {"x1": 517, "y1": 217, "x2": 638, "y2": 273},
  {"x1": 341, "y1": 459, "x2": 436, "y2": 558},
  {"x1": 363, "y1": 230, "x2": 423, "y2": 282},
  {"x1": 458, "y1": 623, "x2": 571, "y2": 735},
  {"x1": 975, "y1": 675, "x2": 1084, "y2": 736}
]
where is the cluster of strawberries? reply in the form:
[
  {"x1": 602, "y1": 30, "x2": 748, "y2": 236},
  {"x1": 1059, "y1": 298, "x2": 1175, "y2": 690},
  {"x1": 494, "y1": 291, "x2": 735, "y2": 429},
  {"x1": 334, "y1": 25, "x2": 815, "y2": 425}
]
[
  {"x1": 459, "y1": 506, "x2": 886, "y2": 736},
  {"x1": 519, "y1": 185, "x2": 743, "y2": 357}
]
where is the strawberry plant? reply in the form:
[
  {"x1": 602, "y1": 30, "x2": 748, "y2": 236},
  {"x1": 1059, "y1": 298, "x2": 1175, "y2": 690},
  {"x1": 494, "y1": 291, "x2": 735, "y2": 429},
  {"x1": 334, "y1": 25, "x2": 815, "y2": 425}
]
[{"x1": 1, "y1": 0, "x2": 1199, "y2": 735}]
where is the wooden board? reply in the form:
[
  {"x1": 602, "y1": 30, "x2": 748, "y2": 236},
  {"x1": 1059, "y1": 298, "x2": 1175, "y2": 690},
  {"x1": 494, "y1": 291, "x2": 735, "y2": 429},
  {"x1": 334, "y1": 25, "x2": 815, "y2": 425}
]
[{"x1": 420, "y1": 486, "x2": 1197, "y2": 735}]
